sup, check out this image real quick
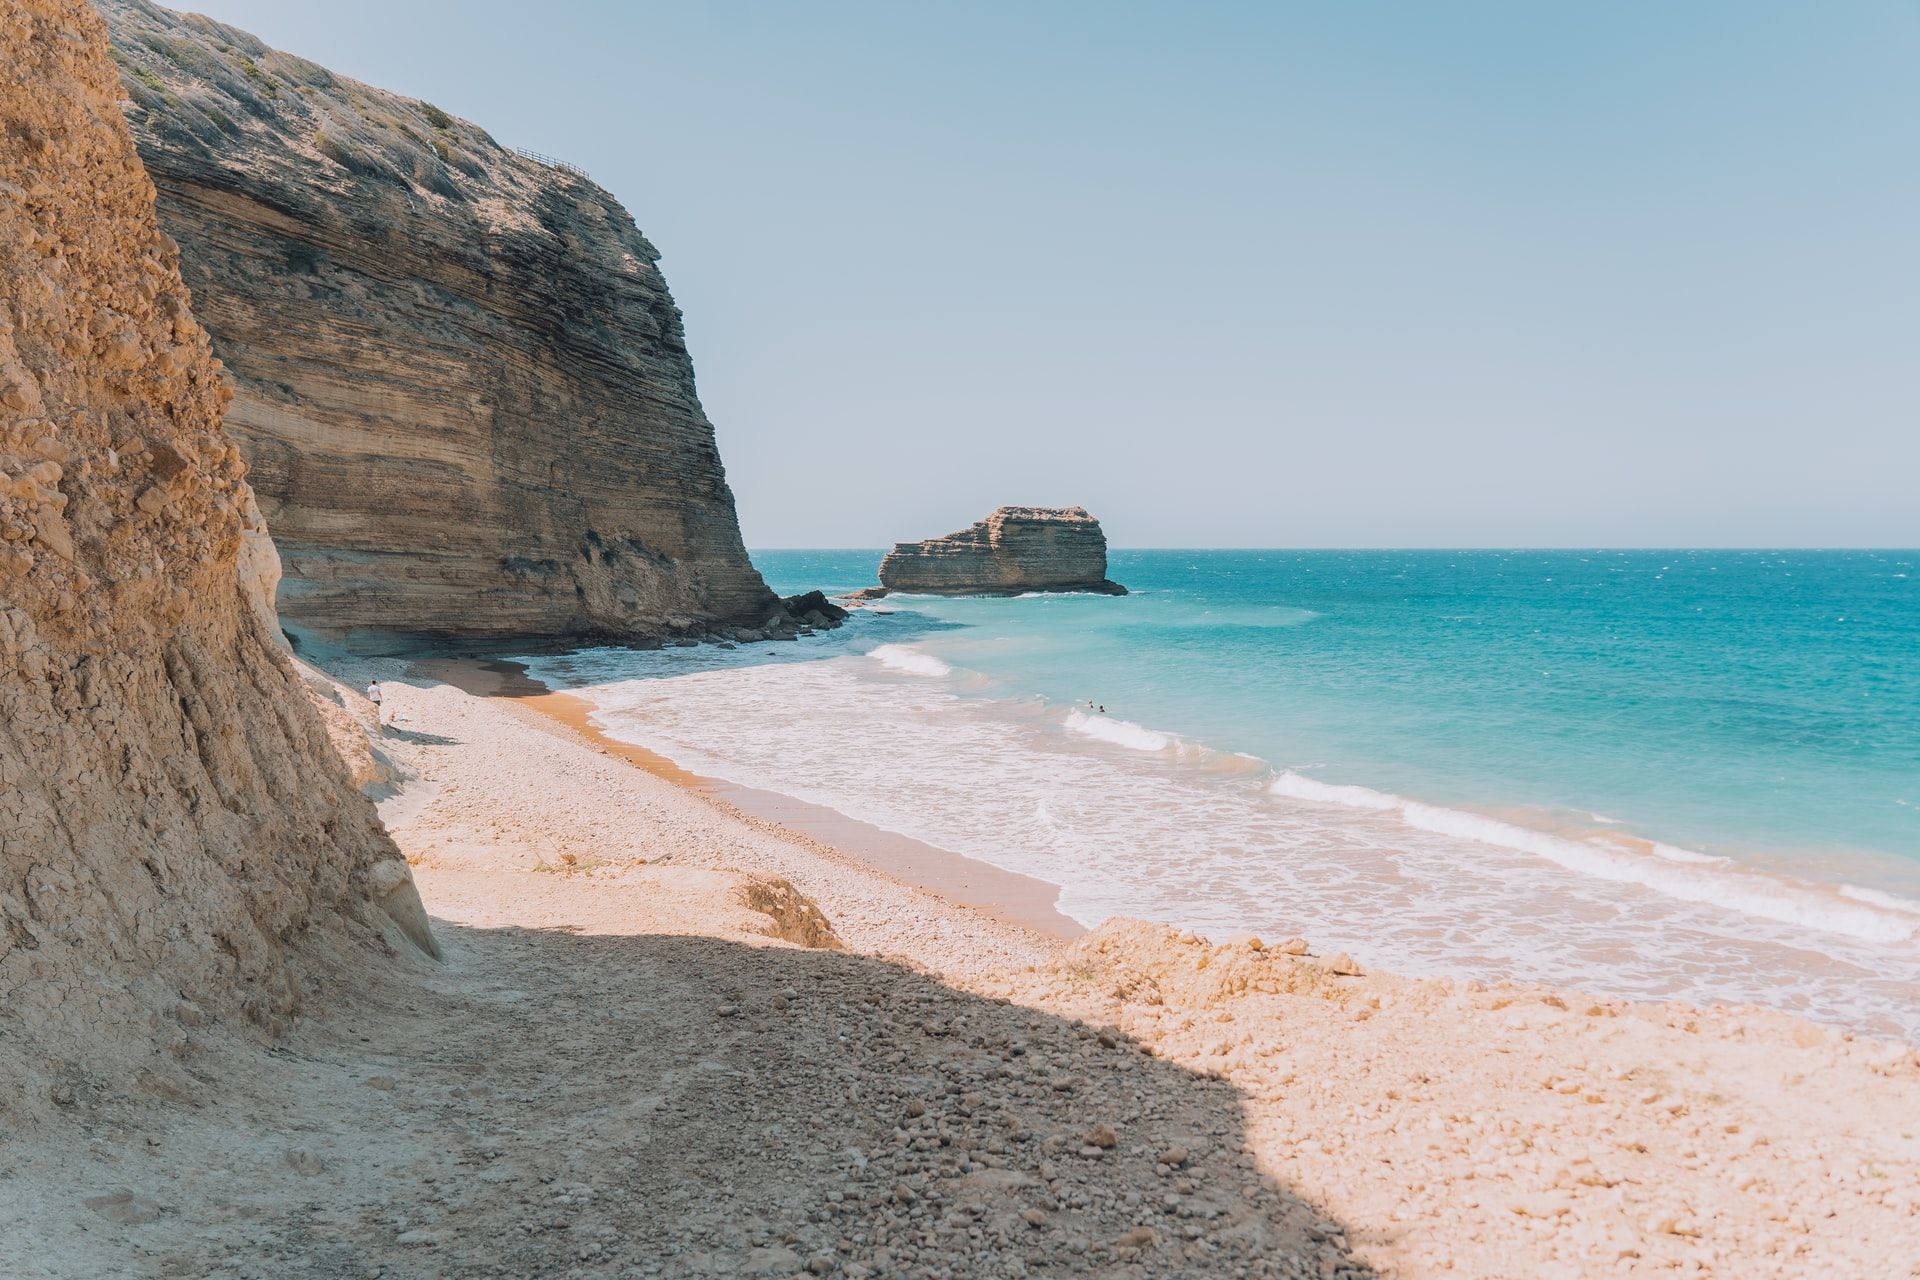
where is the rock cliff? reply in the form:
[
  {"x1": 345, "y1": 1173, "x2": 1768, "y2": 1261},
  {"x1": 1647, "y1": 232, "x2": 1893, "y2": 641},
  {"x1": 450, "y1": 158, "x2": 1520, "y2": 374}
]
[
  {"x1": 0, "y1": 0, "x2": 432, "y2": 1122},
  {"x1": 100, "y1": 0, "x2": 787, "y2": 648},
  {"x1": 873, "y1": 506, "x2": 1127, "y2": 597}
]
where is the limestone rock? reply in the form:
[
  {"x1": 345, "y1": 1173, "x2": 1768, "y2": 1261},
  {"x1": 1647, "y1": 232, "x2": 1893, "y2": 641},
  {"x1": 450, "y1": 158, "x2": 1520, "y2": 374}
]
[
  {"x1": 233, "y1": 483, "x2": 283, "y2": 646},
  {"x1": 873, "y1": 506, "x2": 1126, "y2": 597},
  {"x1": 0, "y1": 0, "x2": 432, "y2": 1122},
  {"x1": 100, "y1": 0, "x2": 791, "y2": 648}
]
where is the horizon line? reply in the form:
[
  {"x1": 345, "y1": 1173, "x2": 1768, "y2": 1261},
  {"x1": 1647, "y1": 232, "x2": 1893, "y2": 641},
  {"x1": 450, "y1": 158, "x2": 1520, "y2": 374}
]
[{"x1": 748, "y1": 545, "x2": 1920, "y2": 554}]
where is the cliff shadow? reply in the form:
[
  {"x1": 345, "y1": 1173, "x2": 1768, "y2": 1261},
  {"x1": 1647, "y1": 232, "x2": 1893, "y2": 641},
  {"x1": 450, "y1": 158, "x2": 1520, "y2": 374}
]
[{"x1": 43, "y1": 921, "x2": 1381, "y2": 1280}]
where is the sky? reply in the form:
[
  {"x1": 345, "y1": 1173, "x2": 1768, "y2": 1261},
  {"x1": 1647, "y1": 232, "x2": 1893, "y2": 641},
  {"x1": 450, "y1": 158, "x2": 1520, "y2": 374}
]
[{"x1": 169, "y1": 1, "x2": 1918, "y2": 548}]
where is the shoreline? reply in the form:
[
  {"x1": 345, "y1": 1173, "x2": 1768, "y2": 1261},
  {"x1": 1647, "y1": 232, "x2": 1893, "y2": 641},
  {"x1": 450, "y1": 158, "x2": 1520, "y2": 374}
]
[
  {"x1": 411, "y1": 656, "x2": 1086, "y2": 941},
  {"x1": 417, "y1": 646, "x2": 1920, "y2": 1042}
]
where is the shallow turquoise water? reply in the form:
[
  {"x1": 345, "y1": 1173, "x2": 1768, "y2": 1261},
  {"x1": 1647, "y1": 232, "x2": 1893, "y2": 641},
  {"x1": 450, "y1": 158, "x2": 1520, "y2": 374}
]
[
  {"x1": 528, "y1": 549, "x2": 1920, "y2": 1036},
  {"x1": 761, "y1": 548, "x2": 1920, "y2": 880}
]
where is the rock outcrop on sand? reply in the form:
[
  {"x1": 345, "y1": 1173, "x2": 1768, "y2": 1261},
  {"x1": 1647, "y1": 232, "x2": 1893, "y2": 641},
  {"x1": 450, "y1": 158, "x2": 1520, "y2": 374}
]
[
  {"x1": 872, "y1": 505, "x2": 1126, "y2": 597},
  {"x1": 99, "y1": 0, "x2": 790, "y2": 648},
  {"x1": 0, "y1": 0, "x2": 432, "y2": 1122}
]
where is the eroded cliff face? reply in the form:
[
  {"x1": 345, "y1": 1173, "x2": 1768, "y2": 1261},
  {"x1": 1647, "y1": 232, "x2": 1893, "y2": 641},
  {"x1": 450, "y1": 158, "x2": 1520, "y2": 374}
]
[
  {"x1": 875, "y1": 505, "x2": 1127, "y2": 596},
  {"x1": 0, "y1": 0, "x2": 430, "y2": 1122},
  {"x1": 100, "y1": 0, "x2": 781, "y2": 648}
]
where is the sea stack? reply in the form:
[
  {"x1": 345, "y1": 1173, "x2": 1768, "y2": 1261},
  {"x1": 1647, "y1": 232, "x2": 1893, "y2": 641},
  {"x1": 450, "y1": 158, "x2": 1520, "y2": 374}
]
[
  {"x1": 101, "y1": 0, "x2": 790, "y2": 649},
  {"x1": 873, "y1": 506, "x2": 1126, "y2": 597}
]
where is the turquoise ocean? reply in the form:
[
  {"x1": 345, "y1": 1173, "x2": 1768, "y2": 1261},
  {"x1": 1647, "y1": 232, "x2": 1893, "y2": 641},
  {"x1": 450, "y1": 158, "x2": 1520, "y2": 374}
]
[{"x1": 525, "y1": 550, "x2": 1920, "y2": 1039}]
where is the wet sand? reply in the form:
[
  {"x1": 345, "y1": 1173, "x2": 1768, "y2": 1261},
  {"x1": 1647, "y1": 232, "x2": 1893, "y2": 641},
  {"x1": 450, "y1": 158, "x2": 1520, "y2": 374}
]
[{"x1": 412, "y1": 656, "x2": 1084, "y2": 940}]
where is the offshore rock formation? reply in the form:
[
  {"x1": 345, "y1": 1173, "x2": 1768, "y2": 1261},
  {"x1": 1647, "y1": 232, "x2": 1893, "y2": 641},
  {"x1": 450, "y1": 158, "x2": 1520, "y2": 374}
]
[
  {"x1": 100, "y1": 0, "x2": 787, "y2": 648},
  {"x1": 872, "y1": 506, "x2": 1127, "y2": 597},
  {"x1": 0, "y1": 0, "x2": 432, "y2": 1122}
]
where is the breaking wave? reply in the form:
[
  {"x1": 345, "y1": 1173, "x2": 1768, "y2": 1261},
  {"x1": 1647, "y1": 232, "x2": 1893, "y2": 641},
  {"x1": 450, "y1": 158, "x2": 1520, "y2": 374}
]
[
  {"x1": 866, "y1": 644, "x2": 952, "y2": 678},
  {"x1": 1269, "y1": 771, "x2": 1918, "y2": 945},
  {"x1": 1064, "y1": 708, "x2": 1176, "y2": 752}
]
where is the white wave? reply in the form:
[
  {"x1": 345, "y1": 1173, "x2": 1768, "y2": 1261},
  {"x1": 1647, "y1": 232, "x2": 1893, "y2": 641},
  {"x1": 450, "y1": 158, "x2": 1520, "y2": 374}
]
[
  {"x1": 1841, "y1": 884, "x2": 1920, "y2": 916},
  {"x1": 1064, "y1": 708, "x2": 1175, "y2": 752},
  {"x1": 1270, "y1": 773, "x2": 1918, "y2": 945},
  {"x1": 1269, "y1": 770, "x2": 1399, "y2": 811},
  {"x1": 1648, "y1": 841, "x2": 1731, "y2": 866},
  {"x1": 866, "y1": 644, "x2": 951, "y2": 678}
]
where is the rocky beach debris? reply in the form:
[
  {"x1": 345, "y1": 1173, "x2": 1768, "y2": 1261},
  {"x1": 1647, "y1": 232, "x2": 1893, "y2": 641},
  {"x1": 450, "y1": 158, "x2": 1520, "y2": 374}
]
[{"x1": 864, "y1": 505, "x2": 1127, "y2": 598}]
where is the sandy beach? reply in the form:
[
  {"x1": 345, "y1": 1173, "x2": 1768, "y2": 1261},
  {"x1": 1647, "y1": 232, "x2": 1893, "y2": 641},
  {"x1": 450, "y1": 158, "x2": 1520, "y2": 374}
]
[
  {"x1": 417, "y1": 657, "x2": 1086, "y2": 942},
  {"x1": 6, "y1": 657, "x2": 1914, "y2": 1279},
  {"x1": 8, "y1": 5, "x2": 1912, "y2": 1278}
]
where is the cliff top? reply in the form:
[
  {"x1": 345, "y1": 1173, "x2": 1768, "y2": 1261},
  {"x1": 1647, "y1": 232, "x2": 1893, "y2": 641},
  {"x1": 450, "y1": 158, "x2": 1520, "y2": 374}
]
[
  {"x1": 102, "y1": 0, "x2": 660, "y2": 267},
  {"x1": 896, "y1": 505, "x2": 1103, "y2": 549},
  {"x1": 978, "y1": 504, "x2": 1095, "y2": 525}
]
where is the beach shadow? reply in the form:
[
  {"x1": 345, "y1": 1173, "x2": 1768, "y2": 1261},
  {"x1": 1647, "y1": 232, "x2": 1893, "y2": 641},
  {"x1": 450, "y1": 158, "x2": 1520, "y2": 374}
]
[{"x1": 111, "y1": 921, "x2": 1380, "y2": 1279}]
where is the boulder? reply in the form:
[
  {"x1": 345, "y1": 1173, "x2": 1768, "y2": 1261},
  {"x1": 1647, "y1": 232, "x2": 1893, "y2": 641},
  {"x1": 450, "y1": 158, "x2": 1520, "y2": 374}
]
[{"x1": 780, "y1": 589, "x2": 850, "y2": 625}]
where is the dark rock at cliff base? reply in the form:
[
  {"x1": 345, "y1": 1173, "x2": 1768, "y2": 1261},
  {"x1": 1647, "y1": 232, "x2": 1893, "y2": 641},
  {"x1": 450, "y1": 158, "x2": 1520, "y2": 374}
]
[
  {"x1": 101, "y1": 0, "x2": 781, "y2": 648},
  {"x1": 874, "y1": 506, "x2": 1127, "y2": 598},
  {"x1": 781, "y1": 590, "x2": 851, "y2": 627}
]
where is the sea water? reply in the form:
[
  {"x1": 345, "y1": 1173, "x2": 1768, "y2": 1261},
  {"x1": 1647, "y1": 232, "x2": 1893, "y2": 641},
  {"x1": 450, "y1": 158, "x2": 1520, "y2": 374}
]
[{"x1": 523, "y1": 550, "x2": 1920, "y2": 1039}]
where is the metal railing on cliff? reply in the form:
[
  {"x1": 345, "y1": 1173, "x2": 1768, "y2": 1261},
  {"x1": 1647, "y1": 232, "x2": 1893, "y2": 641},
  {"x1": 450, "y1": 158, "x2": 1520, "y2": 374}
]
[{"x1": 511, "y1": 146, "x2": 590, "y2": 180}]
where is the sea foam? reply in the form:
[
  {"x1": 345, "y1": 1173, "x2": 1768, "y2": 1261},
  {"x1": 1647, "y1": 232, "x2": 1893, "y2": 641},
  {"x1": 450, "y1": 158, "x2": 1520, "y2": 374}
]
[
  {"x1": 1840, "y1": 884, "x2": 1920, "y2": 916},
  {"x1": 1269, "y1": 772, "x2": 1918, "y2": 945},
  {"x1": 867, "y1": 644, "x2": 952, "y2": 678}
]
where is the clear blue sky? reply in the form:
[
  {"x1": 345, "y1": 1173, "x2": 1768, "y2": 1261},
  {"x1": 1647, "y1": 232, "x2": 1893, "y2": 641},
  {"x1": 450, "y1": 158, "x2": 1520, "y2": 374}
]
[{"x1": 172, "y1": 1, "x2": 1918, "y2": 547}]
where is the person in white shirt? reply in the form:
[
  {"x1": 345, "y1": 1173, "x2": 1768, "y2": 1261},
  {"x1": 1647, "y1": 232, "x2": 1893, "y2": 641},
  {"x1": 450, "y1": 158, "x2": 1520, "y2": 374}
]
[{"x1": 366, "y1": 679, "x2": 390, "y2": 728}]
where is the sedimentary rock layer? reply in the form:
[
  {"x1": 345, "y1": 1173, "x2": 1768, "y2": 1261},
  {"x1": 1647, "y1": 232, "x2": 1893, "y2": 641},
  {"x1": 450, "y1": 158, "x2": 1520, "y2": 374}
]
[
  {"x1": 101, "y1": 0, "x2": 781, "y2": 647},
  {"x1": 0, "y1": 0, "x2": 430, "y2": 1121},
  {"x1": 876, "y1": 505, "x2": 1127, "y2": 596}
]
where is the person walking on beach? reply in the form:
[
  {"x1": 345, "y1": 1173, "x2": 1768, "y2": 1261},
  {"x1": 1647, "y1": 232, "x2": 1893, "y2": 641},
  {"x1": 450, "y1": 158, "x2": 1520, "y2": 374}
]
[{"x1": 366, "y1": 679, "x2": 389, "y2": 728}]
